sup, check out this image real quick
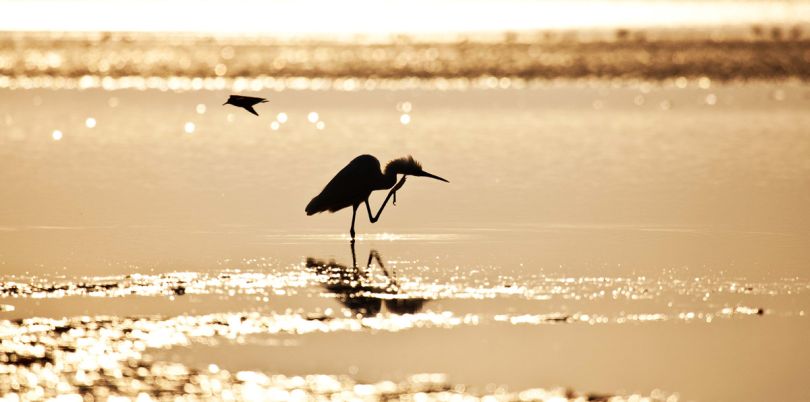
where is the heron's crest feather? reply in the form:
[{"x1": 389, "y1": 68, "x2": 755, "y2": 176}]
[{"x1": 384, "y1": 156, "x2": 422, "y2": 175}]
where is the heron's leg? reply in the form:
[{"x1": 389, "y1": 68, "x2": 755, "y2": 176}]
[
  {"x1": 350, "y1": 204, "x2": 358, "y2": 240},
  {"x1": 350, "y1": 238, "x2": 357, "y2": 268},
  {"x1": 365, "y1": 176, "x2": 408, "y2": 223}
]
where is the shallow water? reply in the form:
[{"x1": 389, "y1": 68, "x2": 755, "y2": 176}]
[{"x1": 1, "y1": 81, "x2": 809, "y2": 401}]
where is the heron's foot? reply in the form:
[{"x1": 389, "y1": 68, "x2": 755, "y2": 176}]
[{"x1": 392, "y1": 177, "x2": 407, "y2": 205}]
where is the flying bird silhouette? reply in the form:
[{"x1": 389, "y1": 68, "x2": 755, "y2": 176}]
[
  {"x1": 223, "y1": 95, "x2": 268, "y2": 116},
  {"x1": 306, "y1": 154, "x2": 449, "y2": 240}
]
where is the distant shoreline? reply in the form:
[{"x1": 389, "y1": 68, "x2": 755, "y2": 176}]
[{"x1": 3, "y1": 30, "x2": 810, "y2": 81}]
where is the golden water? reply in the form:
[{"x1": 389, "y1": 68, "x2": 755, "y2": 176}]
[{"x1": 1, "y1": 81, "x2": 809, "y2": 401}]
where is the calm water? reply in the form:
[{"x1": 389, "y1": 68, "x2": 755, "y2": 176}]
[{"x1": 1, "y1": 81, "x2": 810, "y2": 401}]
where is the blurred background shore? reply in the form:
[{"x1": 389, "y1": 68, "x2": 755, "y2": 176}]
[{"x1": 2, "y1": 26, "x2": 810, "y2": 87}]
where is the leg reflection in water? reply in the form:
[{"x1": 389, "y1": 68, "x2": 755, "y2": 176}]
[{"x1": 306, "y1": 241, "x2": 428, "y2": 317}]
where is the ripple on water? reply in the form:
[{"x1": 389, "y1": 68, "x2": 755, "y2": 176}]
[
  {"x1": 1, "y1": 270, "x2": 801, "y2": 400},
  {"x1": 0, "y1": 313, "x2": 680, "y2": 401}
]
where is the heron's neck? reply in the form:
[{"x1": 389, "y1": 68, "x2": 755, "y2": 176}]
[{"x1": 378, "y1": 170, "x2": 398, "y2": 190}]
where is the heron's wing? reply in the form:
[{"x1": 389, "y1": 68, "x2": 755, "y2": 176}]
[
  {"x1": 243, "y1": 105, "x2": 259, "y2": 116},
  {"x1": 307, "y1": 155, "x2": 380, "y2": 214}
]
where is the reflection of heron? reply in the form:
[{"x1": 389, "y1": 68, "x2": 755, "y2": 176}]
[
  {"x1": 306, "y1": 155, "x2": 448, "y2": 239},
  {"x1": 306, "y1": 242, "x2": 427, "y2": 317}
]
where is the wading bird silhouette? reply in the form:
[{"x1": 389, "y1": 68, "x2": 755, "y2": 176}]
[
  {"x1": 305, "y1": 155, "x2": 449, "y2": 240},
  {"x1": 222, "y1": 95, "x2": 268, "y2": 116}
]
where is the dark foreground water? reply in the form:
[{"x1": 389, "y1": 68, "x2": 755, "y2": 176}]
[{"x1": 1, "y1": 81, "x2": 809, "y2": 401}]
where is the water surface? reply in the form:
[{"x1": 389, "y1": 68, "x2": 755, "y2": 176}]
[{"x1": 1, "y1": 82, "x2": 809, "y2": 401}]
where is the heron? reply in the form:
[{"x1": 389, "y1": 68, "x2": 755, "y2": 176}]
[
  {"x1": 305, "y1": 154, "x2": 449, "y2": 239},
  {"x1": 222, "y1": 95, "x2": 268, "y2": 116}
]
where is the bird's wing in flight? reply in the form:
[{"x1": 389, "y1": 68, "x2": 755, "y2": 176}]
[
  {"x1": 248, "y1": 97, "x2": 268, "y2": 106},
  {"x1": 244, "y1": 105, "x2": 259, "y2": 116},
  {"x1": 239, "y1": 95, "x2": 266, "y2": 103}
]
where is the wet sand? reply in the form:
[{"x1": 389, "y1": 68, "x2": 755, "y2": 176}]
[{"x1": 1, "y1": 82, "x2": 810, "y2": 401}]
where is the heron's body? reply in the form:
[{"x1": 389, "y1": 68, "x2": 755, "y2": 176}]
[
  {"x1": 306, "y1": 155, "x2": 395, "y2": 215},
  {"x1": 306, "y1": 154, "x2": 448, "y2": 239}
]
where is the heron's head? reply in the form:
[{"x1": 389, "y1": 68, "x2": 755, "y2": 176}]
[{"x1": 385, "y1": 156, "x2": 449, "y2": 183}]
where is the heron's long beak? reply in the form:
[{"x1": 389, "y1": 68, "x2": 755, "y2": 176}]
[{"x1": 417, "y1": 170, "x2": 449, "y2": 183}]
